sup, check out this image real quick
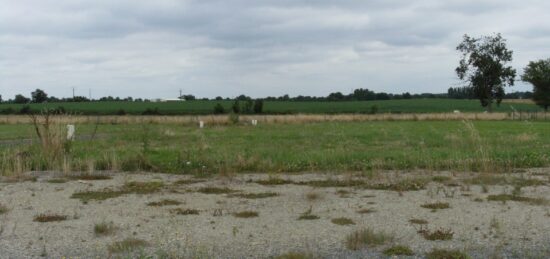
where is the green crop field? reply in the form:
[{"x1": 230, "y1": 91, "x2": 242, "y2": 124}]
[
  {"x1": 0, "y1": 99, "x2": 542, "y2": 115},
  {"x1": 1, "y1": 120, "x2": 549, "y2": 175}
]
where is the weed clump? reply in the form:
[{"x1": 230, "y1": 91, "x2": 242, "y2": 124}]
[
  {"x1": 426, "y1": 249, "x2": 470, "y2": 259},
  {"x1": 47, "y1": 178, "x2": 68, "y2": 183},
  {"x1": 94, "y1": 221, "x2": 117, "y2": 236},
  {"x1": 420, "y1": 228, "x2": 454, "y2": 241},
  {"x1": 71, "y1": 189, "x2": 125, "y2": 202},
  {"x1": 345, "y1": 228, "x2": 393, "y2": 250},
  {"x1": 233, "y1": 211, "x2": 259, "y2": 218},
  {"x1": 331, "y1": 217, "x2": 355, "y2": 226},
  {"x1": 108, "y1": 238, "x2": 148, "y2": 254},
  {"x1": 173, "y1": 179, "x2": 205, "y2": 185},
  {"x1": 229, "y1": 192, "x2": 278, "y2": 199},
  {"x1": 421, "y1": 202, "x2": 450, "y2": 210},
  {"x1": 275, "y1": 252, "x2": 314, "y2": 259},
  {"x1": 0, "y1": 204, "x2": 8, "y2": 214},
  {"x1": 356, "y1": 208, "x2": 376, "y2": 214},
  {"x1": 197, "y1": 187, "x2": 237, "y2": 194},
  {"x1": 409, "y1": 219, "x2": 429, "y2": 225},
  {"x1": 33, "y1": 213, "x2": 68, "y2": 222},
  {"x1": 147, "y1": 199, "x2": 182, "y2": 206},
  {"x1": 383, "y1": 245, "x2": 415, "y2": 256},
  {"x1": 255, "y1": 177, "x2": 293, "y2": 186},
  {"x1": 170, "y1": 208, "x2": 199, "y2": 215},
  {"x1": 68, "y1": 174, "x2": 112, "y2": 181},
  {"x1": 487, "y1": 194, "x2": 548, "y2": 206},
  {"x1": 123, "y1": 181, "x2": 164, "y2": 194},
  {"x1": 298, "y1": 207, "x2": 319, "y2": 220}
]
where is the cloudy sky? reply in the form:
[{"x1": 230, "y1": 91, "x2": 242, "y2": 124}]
[{"x1": 1, "y1": 0, "x2": 549, "y2": 99}]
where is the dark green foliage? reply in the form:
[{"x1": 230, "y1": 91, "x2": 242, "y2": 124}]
[
  {"x1": 522, "y1": 58, "x2": 550, "y2": 111},
  {"x1": 213, "y1": 103, "x2": 225, "y2": 114},
  {"x1": 456, "y1": 33, "x2": 516, "y2": 111}
]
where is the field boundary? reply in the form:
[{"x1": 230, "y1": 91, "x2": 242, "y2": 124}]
[{"x1": 0, "y1": 112, "x2": 522, "y2": 125}]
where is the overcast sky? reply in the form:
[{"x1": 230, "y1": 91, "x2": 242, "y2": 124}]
[{"x1": 1, "y1": 0, "x2": 549, "y2": 99}]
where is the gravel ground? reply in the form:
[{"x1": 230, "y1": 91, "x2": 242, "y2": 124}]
[{"x1": 0, "y1": 170, "x2": 549, "y2": 258}]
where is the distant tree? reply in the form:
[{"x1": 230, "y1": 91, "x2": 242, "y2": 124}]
[
  {"x1": 402, "y1": 92, "x2": 412, "y2": 99},
  {"x1": 31, "y1": 89, "x2": 48, "y2": 103},
  {"x1": 243, "y1": 99, "x2": 254, "y2": 113},
  {"x1": 215, "y1": 96, "x2": 223, "y2": 101},
  {"x1": 236, "y1": 94, "x2": 251, "y2": 101},
  {"x1": 522, "y1": 58, "x2": 550, "y2": 111},
  {"x1": 232, "y1": 100, "x2": 240, "y2": 114},
  {"x1": 0, "y1": 94, "x2": 2, "y2": 103},
  {"x1": 213, "y1": 103, "x2": 225, "y2": 114},
  {"x1": 14, "y1": 94, "x2": 30, "y2": 104},
  {"x1": 181, "y1": 95, "x2": 195, "y2": 101},
  {"x1": 327, "y1": 92, "x2": 345, "y2": 101},
  {"x1": 253, "y1": 100, "x2": 264, "y2": 114},
  {"x1": 456, "y1": 33, "x2": 516, "y2": 111}
]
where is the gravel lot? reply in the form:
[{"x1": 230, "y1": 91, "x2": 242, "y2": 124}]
[{"x1": 0, "y1": 170, "x2": 549, "y2": 258}]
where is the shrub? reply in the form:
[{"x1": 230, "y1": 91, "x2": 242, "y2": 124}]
[
  {"x1": 213, "y1": 103, "x2": 225, "y2": 114},
  {"x1": 94, "y1": 221, "x2": 116, "y2": 236}
]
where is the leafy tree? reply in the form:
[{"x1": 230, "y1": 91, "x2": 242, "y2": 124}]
[
  {"x1": 231, "y1": 100, "x2": 240, "y2": 114},
  {"x1": 213, "y1": 103, "x2": 225, "y2": 114},
  {"x1": 253, "y1": 100, "x2": 264, "y2": 114},
  {"x1": 14, "y1": 94, "x2": 30, "y2": 104},
  {"x1": 31, "y1": 89, "x2": 48, "y2": 103},
  {"x1": 456, "y1": 34, "x2": 516, "y2": 111},
  {"x1": 522, "y1": 59, "x2": 550, "y2": 111}
]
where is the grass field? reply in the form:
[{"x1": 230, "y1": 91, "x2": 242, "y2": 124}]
[
  {"x1": 0, "y1": 99, "x2": 542, "y2": 115},
  {"x1": 2, "y1": 119, "x2": 549, "y2": 175}
]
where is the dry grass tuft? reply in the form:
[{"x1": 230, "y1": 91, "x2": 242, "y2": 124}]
[
  {"x1": 356, "y1": 208, "x2": 376, "y2": 214},
  {"x1": 421, "y1": 202, "x2": 450, "y2": 210},
  {"x1": 33, "y1": 213, "x2": 68, "y2": 222},
  {"x1": 233, "y1": 211, "x2": 259, "y2": 218},
  {"x1": 255, "y1": 176, "x2": 294, "y2": 186},
  {"x1": 197, "y1": 187, "x2": 237, "y2": 194},
  {"x1": 383, "y1": 245, "x2": 415, "y2": 256},
  {"x1": 229, "y1": 192, "x2": 279, "y2": 199},
  {"x1": 275, "y1": 252, "x2": 314, "y2": 259},
  {"x1": 409, "y1": 218, "x2": 429, "y2": 225},
  {"x1": 170, "y1": 208, "x2": 200, "y2": 215},
  {"x1": 173, "y1": 179, "x2": 206, "y2": 185},
  {"x1": 420, "y1": 228, "x2": 454, "y2": 241},
  {"x1": 147, "y1": 199, "x2": 182, "y2": 207},
  {"x1": 0, "y1": 203, "x2": 8, "y2": 215},
  {"x1": 345, "y1": 228, "x2": 394, "y2": 250},
  {"x1": 94, "y1": 221, "x2": 117, "y2": 236},
  {"x1": 331, "y1": 217, "x2": 355, "y2": 226},
  {"x1": 426, "y1": 249, "x2": 471, "y2": 259},
  {"x1": 487, "y1": 194, "x2": 548, "y2": 206},
  {"x1": 108, "y1": 238, "x2": 148, "y2": 254},
  {"x1": 68, "y1": 174, "x2": 112, "y2": 181}
]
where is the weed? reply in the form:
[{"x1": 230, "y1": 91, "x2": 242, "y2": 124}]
[
  {"x1": 0, "y1": 204, "x2": 8, "y2": 215},
  {"x1": 68, "y1": 174, "x2": 112, "y2": 181},
  {"x1": 345, "y1": 228, "x2": 393, "y2": 250},
  {"x1": 255, "y1": 177, "x2": 293, "y2": 186},
  {"x1": 33, "y1": 213, "x2": 68, "y2": 222},
  {"x1": 123, "y1": 181, "x2": 164, "y2": 194},
  {"x1": 233, "y1": 211, "x2": 259, "y2": 218},
  {"x1": 432, "y1": 176, "x2": 452, "y2": 183},
  {"x1": 173, "y1": 179, "x2": 205, "y2": 185},
  {"x1": 229, "y1": 192, "x2": 278, "y2": 199},
  {"x1": 409, "y1": 219, "x2": 429, "y2": 225},
  {"x1": 197, "y1": 187, "x2": 237, "y2": 194},
  {"x1": 331, "y1": 218, "x2": 355, "y2": 226},
  {"x1": 275, "y1": 252, "x2": 314, "y2": 259},
  {"x1": 356, "y1": 208, "x2": 376, "y2": 214},
  {"x1": 421, "y1": 202, "x2": 450, "y2": 210},
  {"x1": 170, "y1": 208, "x2": 200, "y2": 215},
  {"x1": 94, "y1": 221, "x2": 117, "y2": 236},
  {"x1": 305, "y1": 191, "x2": 322, "y2": 201},
  {"x1": 298, "y1": 207, "x2": 319, "y2": 220},
  {"x1": 426, "y1": 249, "x2": 471, "y2": 259},
  {"x1": 383, "y1": 245, "x2": 415, "y2": 256},
  {"x1": 487, "y1": 194, "x2": 548, "y2": 206},
  {"x1": 71, "y1": 189, "x2": 125, "y2": 202},
  {"x1": 147, "y1": 199, "x2": 182, "y2": 207},
  {"x1": 421, "y1": 228, "x2": 454, "y2": 241},
  {"x1": 47, "y1": 178, "x2": 68, "y2": 183},
  {"x1": 108, "y1": 238, "x2": 148, "y2": 254},
  {"x1": 473, "y1": 198, "x2": 484, "y2": 202}
]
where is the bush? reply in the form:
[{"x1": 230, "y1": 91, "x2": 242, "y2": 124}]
[
  {"x1": 213, "y1": 103, "x2": 225, "y2": 114},
  {"x1": 228, "y1": 113, "x2": 239, "y2": 124}
]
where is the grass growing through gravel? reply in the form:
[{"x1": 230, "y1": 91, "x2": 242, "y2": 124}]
[
  {"x1": 331, "y1": 218, "x2": 355, "y2": 225},
  {"x1": 229, "y1": 192, "x2": 279, "y2": 199},
  {"x1": 71, "y1": 189, "x2": 125, "y2": 203},
  {"x1": 345, "y1": 228, "x2": 394, "y2": 250},
  {"x1": 487, "y1": 194, "x2": 548, "y2": 205},
  {"x1": 409, "y1": 219, "x2": 429, "y2": 225},
  {"x1": 94, "y1": 221, "x2": 117, "y2": 236},
  {"x1": 33, "y1": 213, "x2": 68, "y2": 222},
  {"x1": 255, "y1": 176, "x2": 294, "y2": 186},
  {"x1": 426, "y1": 249, "x2": 471, "y2": 259},
  {"x1": 108, "y1": 238, "x2": 148, "y2": 254},
  {"x1": 147, "y1": 199, "x2": 182, "y2": 206},
  {"x1": 0, "y1": 203, "x2": 8, "y2": 214},
  {"x1": 421, "y1": 202, "x2": 450, "y2": 210},
  {"x1": 275, "y1": 252, "x2": 314, "y2": 259},
  {"x1": 197, "y1": 187, "x2": 237, "y2": 194},
  {"x1": 173, "y1": 179, "x2": 206, "y2": 185},
  {"x1": 233, "y1": 211, "x2": 259, "y2": 218},
  {"x1": 383, "y1": 245, "x2": 415, "y2": 256},
  {"x1": 420, "y1": 228, "x2": 454, "y2": 241},
  {"x1": 170, "y1": 208, "x2": 200, "y2": 215},
  {"x1": 298, "y1": 207, "x2": 319, "y2": 220},
  {"x1": 68, "y1": 174, "x2": 112, "y2": 181},
  {"x1": 71, "y1": 181, "x2": 165, "y2": 203},
  {"x1": 46, "y1": 178, "x2": 68, "y2": 183},
  {"x1": 356, "y1": 208, "x2": 376, "y2": 214}
]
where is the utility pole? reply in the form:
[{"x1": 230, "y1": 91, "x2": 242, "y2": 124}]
[
  {"x1": 179, "y1": 89, "x2": 182, "y2": 98},
  {"x1": 89, "y1": 88, "x2": 92, "y2": 100},
  {"x1": 72, "y1": 87, "x2": 75, "y2": 98}
]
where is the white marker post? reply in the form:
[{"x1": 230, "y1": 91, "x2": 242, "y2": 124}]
[
  {"x1": 251, "y1": 119, "x2": 258, "y2": 126},
  {"x1": 199, "y1": 121, "x2": 205, "y2": 128},
  {"x1": 67, "y1": 124, "x2": 75, "y2": 141}
]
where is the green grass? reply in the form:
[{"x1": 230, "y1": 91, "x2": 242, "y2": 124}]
[
  {"x1": 426, "y1": 249, "x2": 471, "y2": 259},
  {"x1": 2, "y1": 121, "x2": 550, "y2": 174},
  {"x1": 345, "y1": 228, "x2": 394, "y2": 250},
  {"x1": 0, "y1": 99, "x2": 542, "y2": 115},
  {"x1": 383, "y1": 245, "x2": 415, "y2": 256},
  {"x1": 108, "y1": 238, "x2": 148, "y2": 254}
]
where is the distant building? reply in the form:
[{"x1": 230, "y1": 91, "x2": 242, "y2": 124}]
[{"x1": 153, "y1": 98, "x2": 185, "y2": 102}]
